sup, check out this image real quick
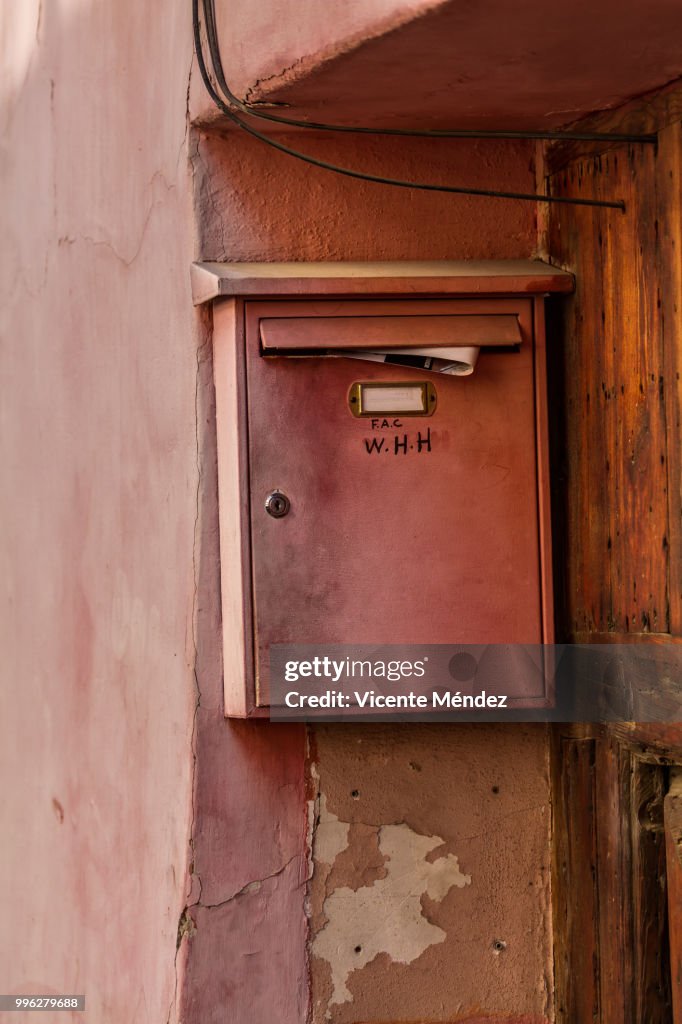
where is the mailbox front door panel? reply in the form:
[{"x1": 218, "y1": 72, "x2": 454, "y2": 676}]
[{"x1": 245, "y1": 299, "x2": 544, "y2": 704}]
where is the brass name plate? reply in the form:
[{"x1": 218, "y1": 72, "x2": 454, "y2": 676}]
[{"x1": 348, "y1": 381, "x2": 437, "y2": 418}]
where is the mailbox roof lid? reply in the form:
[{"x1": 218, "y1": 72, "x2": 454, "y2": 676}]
[{"x1": 191, "y1": 259, "x2": 574, "y2": 306}]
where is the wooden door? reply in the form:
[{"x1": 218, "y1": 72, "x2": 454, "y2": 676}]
[
  {"x1": 546, "y1": 94, "x2": 682, "y2": 1023},
  {"x1": 552, "y1": 724, "x2": 682, "y2": 1023}
]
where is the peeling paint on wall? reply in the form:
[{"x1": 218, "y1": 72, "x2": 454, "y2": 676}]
[
  {"x1": 315, "y1": 792, "x2": 351, "y2": 867},
  {"x1": 313, "y1": 810, "x2": 471, "y2": 1007},
  {"x1": 307, "y1": 726, "x2": 552, "y2": 1024}
]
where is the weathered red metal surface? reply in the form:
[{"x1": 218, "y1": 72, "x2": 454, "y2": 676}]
[
  {"x1": 192, "y1": 259, "x2": 574, "y2": 305},
  {"x1": 244, "y1": 297, "x2": 545, "y2": 703},
  {"x1": 260, "y1": 312, "x2": 521, "y2": 351}
]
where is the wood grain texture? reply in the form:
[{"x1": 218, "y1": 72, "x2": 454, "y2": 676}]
[
  {"x1": 552, "y1": 727, "x2": 672, "y2": 1024},
  {"x1": 548, "y1": 79, "x2": 682, "y2": 175},
  {"x1": 549, "y1": 144, "x2": 672, "y2": 637},
  {"x1": 630, "y1": 758, "x2": 670, "y2": 1023},
  {"x1": 656, "y1": 120, "x2": 682, "y2": 634},
  {"x1": 551, "y1": 734, "x2": 600, "y2": 1023},
  {"x1": 548, "y1": 83, "x2": 682, "y2": 1024},
  {"x1": 665, "y1": 772, "x2": 682, "y2": 1021},
  {"x1": 593, "y1": 734, "x2": 631, "y2": 1024},
  {"x1": 610, "y1": 722, "x2": 682, "y2": 759},
  {"x1": 564, "y1": 632, "x2": 682, "y2": 722}
]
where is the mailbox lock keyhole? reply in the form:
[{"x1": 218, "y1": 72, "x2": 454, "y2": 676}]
[{"x1": 265, "y1": 490, "x2": 290, "y2": 518}]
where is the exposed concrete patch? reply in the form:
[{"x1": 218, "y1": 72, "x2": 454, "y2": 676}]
[
  {"x1": 313, "y1": 819, "x2": 471, "y2": 1007},
  {"x1": 308, "y1": 726, "x2": 552, "y2": 1023},
  {"x1": 326, "y1": 823, "x2": 388, "y2": 892}
]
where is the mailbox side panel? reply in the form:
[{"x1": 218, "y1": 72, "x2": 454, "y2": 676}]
[
  {"x1": 534, "y1": 295, "x2": 555, "y2": 646},
  {"x1": 213, "y1": 299, "x2": 256, "y2": 716}
]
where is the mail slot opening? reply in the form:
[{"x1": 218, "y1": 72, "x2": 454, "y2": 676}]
[
  {"x1": 260, "y1": 313, "x2": 522, "y2": 377},
  {"x1": 259, "y1": 314, "x2": 522, "y2": 352}
]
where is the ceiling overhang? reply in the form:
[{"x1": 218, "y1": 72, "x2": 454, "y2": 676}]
[{"x1": 194, "y1": 0, "x2": 682, "y2": 132}]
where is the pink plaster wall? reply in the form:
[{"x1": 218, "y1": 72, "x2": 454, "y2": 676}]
[
  {"x1": 235, "y1": 0, "x2": 682, "y2": 130},
  {"x1": 189, "y1": 0, "x2": 448, "y2": 124},
  {"x1": 0, "y1": 2, "x2": 198, "y2": 1021},
  {"x1": 191, "y1": 0, "x2": 682, "y2": 132},
  {"x1": 1, "y1": 2, "x2": 553, "y2": 1022}
]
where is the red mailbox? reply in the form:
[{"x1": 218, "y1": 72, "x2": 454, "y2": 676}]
[{"x1": 191, "y1": 261, "x2": 573, "y2": 717}]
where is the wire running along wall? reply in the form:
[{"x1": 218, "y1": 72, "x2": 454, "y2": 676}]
[{"x1": 192, "y1": 0, "x2": 657, "y2": 211}]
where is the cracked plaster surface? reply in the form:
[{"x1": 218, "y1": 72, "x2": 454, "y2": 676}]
[{"x1": 312, "y1": 799, "x2": 471, "y2": 1007}]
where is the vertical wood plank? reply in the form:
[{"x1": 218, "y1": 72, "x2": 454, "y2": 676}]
[
  {"x1": 548, "y1": 83, "x2": 682, "y2": 1024},
  {"x1": 657, "y1": 121, "x2": 682, "y2": 635},
  {"x1": 606, "y1": 147, "x2": 665, "y2": 634},
  {"x1": 549, "y1": 165, "x2": 606, "y2": 633},
  {"x1": 593, "y1": 734, "x2": 632, "y2": 1023},
  {"x1": 551, "y1": 732, "x2": 600, "y2": 1023},
  {"x1": 665, "y1": 772, "x2": 682, "y2": 1022},
  {"x1": 549, "y1": 144, "x2": 669, "y2": 636},
  {"x1": 631, "y1": 762, "x2": 670, "y2": 1023},
  {"x1": 553, "y1": 727, "x2": 674, "y2": 1023}
]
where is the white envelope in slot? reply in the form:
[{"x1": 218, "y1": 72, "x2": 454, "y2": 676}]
[
  {"x1": 333, "y1": 345, "x2": 480, "y2": 375},
  {"x1": 260, "y1": 313, "x2": 522, "y2": 378}
]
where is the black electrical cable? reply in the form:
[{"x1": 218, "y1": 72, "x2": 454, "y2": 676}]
[
  {"x1": 200, "y1": 0, "x2": 656, "y2": 146},
  {"x1": 192, "y1": 0, "x2": 626, "y2": 210}
]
